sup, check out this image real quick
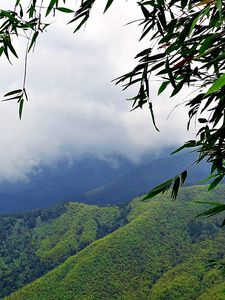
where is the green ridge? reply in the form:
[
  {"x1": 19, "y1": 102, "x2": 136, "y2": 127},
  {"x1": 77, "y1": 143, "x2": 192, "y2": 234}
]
[{"x1": 0, "y1": 202, "x2": 124, "y2": 298}]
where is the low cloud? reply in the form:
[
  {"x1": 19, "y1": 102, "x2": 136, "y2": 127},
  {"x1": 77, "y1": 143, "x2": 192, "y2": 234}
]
[{"x1": 0, "y1": 1, "x2": 193, "y2": 181}]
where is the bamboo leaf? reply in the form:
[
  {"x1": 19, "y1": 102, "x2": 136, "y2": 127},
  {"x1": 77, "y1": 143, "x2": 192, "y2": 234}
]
[
  {"x1": 143, "y1": 179, "x2": 173, "y2": 200},
  {"x1": 196, "y1": 204, "x2": 225, "y2": 218},
  {"x1": 104, "y1": 0, "x2": 114, "y2": 13},
  {"x1": 205, "y1": 73, "x2": 225, "y2": 96},
  {"x1": 208, "y1": 175, "x2": 224, "y2": 191},
  {"x1": 46, "y1": 0, "x2": 58, "y2": 16},
  {"x1": 4, "y1": 89, "x2": 22, "y2": 97},
  {"x1": 181, "y1": 170, "x2": 188, "y2": 184},
  {"x1": 28, "y1": 31, "x2": 39, "y2": 52},
  {"x1": 158, "y1": 81, "x2": 170, "y2": 95},
  {"x1": 56, "y1": 7, "x2": 74, "y2": 13},
  {"x1": 19, "y1": 98, "x2": 24, "y2": 120},
  {"x1": 171, "y1": 176, "x2": 180, "y2": 199}
]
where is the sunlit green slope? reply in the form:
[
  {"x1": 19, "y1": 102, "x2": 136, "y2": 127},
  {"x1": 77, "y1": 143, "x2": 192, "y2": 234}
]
[
  {"x1": 34, "y1": 202, "x2": 123, "y2": 264},
  {"x1": 0, "y1": 202, "x2": 124, "y2": 298},
  {"x1": 6, "y1": 185, "x2": 225, "y2": 300}
]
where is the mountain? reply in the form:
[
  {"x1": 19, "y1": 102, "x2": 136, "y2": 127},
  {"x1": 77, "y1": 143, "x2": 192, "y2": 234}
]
[
  {"x1": 82, "y1": 153, "x2": 209, "y2": 205},
  {"x1": 0, "y1": 202, "x2": 126, "y2": 299},
  {"x1": 4, "y1": 185, "x2": 225, "y2": 300},
  {"x1": 0, "y1": 155, "x2": 133, "y2": 213},
  {"x1": 0, "y1": 149, "x2": 209, "y2": 213}
]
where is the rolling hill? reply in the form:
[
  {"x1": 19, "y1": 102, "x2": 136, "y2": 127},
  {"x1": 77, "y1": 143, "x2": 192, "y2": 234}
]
[{"x1": 4, "y1": 185, "x2": 225, "y2": 300}]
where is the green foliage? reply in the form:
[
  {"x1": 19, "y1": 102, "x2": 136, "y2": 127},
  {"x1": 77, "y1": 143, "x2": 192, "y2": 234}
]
[
  {"x1": 0, "y1": 202, "x2": 67, "y2": 298},
  {"x1": 5, "y1": 185, "x2": 225, "y2": 300},
  {"x1": 149, "y1": 236, "x2": 225, "y2": 300},
  {"x1": 143, "y1": 170, "x2": 188, "y2": 200},
  {"x1": 0, "y1": 201, "x2": 125, "y2": 299},
  {"x1": 35, "y1": 202, "x2": 123, "y2": 265}
]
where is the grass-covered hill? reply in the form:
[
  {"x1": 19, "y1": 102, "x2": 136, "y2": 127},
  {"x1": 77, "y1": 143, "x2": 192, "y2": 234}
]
[
  {"x1": 5, "y1": 185, "x2": 225, "y2": 300},
  {"x1": 0, "y1": 202, "x2": 126, "y2": 299}
]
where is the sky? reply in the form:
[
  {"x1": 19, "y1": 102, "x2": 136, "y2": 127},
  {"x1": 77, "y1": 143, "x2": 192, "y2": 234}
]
[{"x1": 0, "y1": 1, "x2": 194, "y2": 181}]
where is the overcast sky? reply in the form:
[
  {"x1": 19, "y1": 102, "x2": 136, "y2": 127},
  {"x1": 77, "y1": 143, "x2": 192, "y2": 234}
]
[{"x1": 0, "y1": 1, "x2": 194, "y2": 181}]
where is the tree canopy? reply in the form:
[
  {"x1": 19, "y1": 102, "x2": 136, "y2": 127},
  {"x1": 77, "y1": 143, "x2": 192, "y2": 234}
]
[{"x1": 1, "y1": 0, "x2": 225, "y2": 206}]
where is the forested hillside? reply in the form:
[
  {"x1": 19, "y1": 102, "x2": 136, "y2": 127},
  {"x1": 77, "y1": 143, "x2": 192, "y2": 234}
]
[
  {"x1": 0, "y1": 202, "x2": 126, "y2": 298},
  {"x1": 4, "y1": 185, "x2": 225, "y2": 300}
]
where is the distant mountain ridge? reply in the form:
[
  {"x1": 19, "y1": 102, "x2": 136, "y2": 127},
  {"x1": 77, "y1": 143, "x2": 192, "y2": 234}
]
[
  {"x1": 82, "y1": 152, "x2": 209, "y2": 205},
  {"x1": 0, "y1": 155, "x2": 133, "y2": 213},
  {"x1": 0, "y1": 149, "x2": 209, "y2": 213}
]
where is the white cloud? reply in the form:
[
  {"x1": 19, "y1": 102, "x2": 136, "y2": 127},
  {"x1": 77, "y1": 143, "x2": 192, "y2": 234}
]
[{"x1": 0, "y1": 1, "x2": 193, "y2": 181}]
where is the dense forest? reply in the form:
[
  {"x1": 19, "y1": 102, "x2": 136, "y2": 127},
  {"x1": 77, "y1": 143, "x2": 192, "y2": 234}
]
[
  {"x1": 0, "y1": 202, "x2": 126, "y2": 298},
  {"x1": 2, "y1": 185, "x2": 225, "y2": 299}
]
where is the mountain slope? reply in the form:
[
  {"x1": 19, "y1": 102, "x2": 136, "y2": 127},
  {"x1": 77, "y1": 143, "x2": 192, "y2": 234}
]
[
  {"x1": 0, "y1": 202, "x2": 125, "y2": 299},
  {"x1": 83, "y1": 154, "x2": 209, "y2": 205},
  {"x1": 6, "y1": 185, "x2": 225, "y2": 300}
]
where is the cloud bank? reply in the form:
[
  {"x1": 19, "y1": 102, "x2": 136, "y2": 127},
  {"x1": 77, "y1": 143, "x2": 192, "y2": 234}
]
[{"x1": 0, "y1": 1, "x2": 193, "y2": 181}]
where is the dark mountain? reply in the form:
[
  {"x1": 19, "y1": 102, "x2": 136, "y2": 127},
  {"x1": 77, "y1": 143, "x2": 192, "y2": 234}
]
[
  {"x1": 0, "y1": 155, "x2": 133, "y2": 213},
  {"x1": 82, "y1": 152, "x2": 209, "y2": 205},
  {"x1": 0, "y1": 149, "x2": 209, "y2": 213}
]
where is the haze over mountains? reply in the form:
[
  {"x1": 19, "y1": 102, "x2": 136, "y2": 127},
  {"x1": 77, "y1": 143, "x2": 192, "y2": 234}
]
[{"x1": 0, "y1": 149, "x2": 209, "y2": 213}]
